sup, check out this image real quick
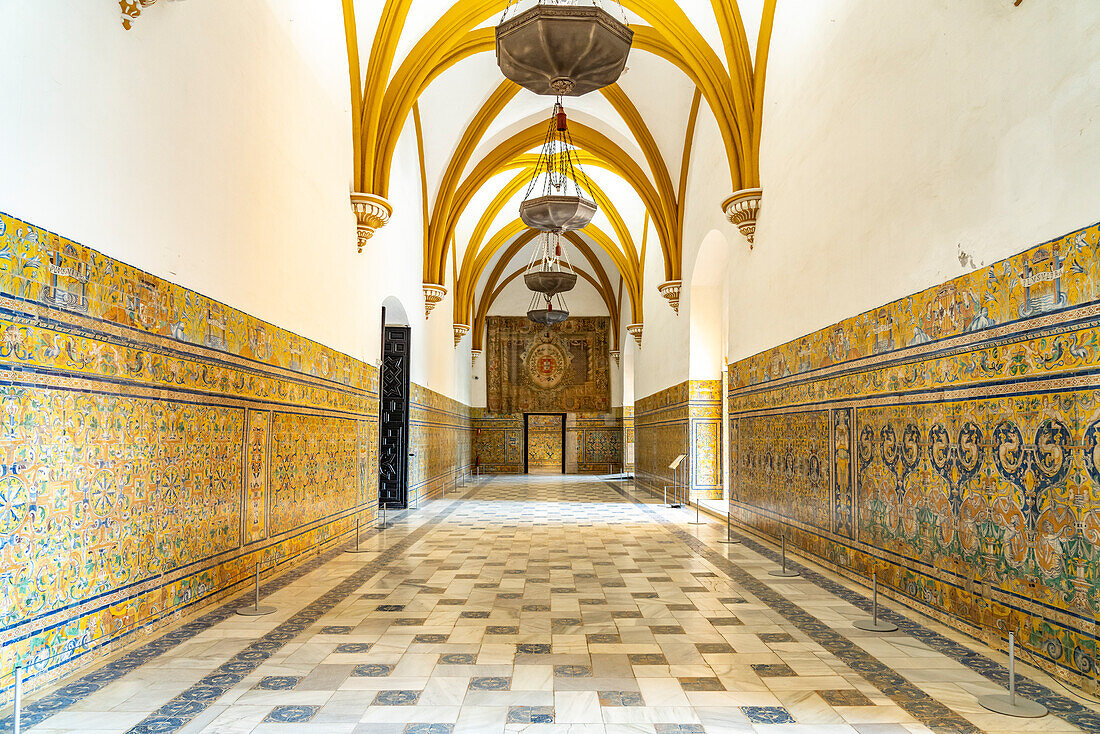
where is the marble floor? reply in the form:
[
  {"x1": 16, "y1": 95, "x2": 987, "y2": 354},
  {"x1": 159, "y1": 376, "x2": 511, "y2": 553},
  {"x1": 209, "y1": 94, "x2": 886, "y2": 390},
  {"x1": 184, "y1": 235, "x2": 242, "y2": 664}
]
[{"x1": 9, "y1": 475, "x2": 1100, "y2": 734}]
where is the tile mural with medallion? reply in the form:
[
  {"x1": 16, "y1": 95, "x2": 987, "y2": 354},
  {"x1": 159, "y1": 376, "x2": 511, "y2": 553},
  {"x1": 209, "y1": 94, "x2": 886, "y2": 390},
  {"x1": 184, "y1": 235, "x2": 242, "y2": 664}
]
[
  {"x1": 0, "y1": 211, "x2": 381, "y2": 705},
  {"x1": 728, "y1": 219, "x2": 1100, "y2": 693}
]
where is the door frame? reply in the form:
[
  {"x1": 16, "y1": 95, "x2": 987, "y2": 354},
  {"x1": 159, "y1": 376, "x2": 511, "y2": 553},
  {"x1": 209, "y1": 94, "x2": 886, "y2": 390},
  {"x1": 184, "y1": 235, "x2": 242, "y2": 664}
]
[
  {"x1": 378, "y1": 323, "x2": 412, "y2": 509},
  {"x1": 523, "y1": 412, "x2": 567, "y2": 474}
]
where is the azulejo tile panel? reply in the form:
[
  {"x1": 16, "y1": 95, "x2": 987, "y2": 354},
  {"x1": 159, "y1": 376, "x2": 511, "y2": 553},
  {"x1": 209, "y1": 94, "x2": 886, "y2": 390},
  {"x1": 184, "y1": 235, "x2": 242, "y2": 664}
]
[
  {"x1": 575, "y1": 417, "x2": 622, "y2": 472},
  {"x1": 528, "y1": 415, "x2": 563, "y2": 471},
  {"x1": 471, "y1": 411, "x2": 622, "y2": 474},
  {"x1": 730, "y1": 221, "x2": 1100, "y2": 389},
  {"x1": 636, "y1": 381, "x2": 722, "y2": 499},
  {"x1": 736, "y1": 411, "x2": 831, "y2": 530},
  {"x1": 472, "y1": 411, "x2": 524, "y2": 473},
  {"x1": 621, "y1": 406, "x2": 635, "y2": 472},
  {"x1": 409, "y1": 384, "x2": 473, "y2": 503},
  {"x1": 269, "y1": 412, "x2": 365, "y2": 535},
  {"x1": 0, "y1": 212, "x2": 380, "y2": 706},
  {"x1": 728, "y1": 219, "x2": 1100, "y2": 694}
]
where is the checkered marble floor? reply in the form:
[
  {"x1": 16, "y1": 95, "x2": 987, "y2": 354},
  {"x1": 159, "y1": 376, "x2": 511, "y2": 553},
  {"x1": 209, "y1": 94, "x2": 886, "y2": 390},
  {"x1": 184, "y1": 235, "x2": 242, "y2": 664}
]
[{"x1": 14, "y1": 475, "x2": 1100, "y2": 734}]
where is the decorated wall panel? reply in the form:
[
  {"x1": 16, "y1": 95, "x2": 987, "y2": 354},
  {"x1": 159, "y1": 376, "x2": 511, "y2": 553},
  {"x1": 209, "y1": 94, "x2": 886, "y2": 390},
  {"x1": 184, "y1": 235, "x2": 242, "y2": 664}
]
[
  {"x1": 621, "y1": 406, "x2": 635, "y2": 472},
  {"x1": 527, "y1": 414, "x2": 564, "y2": 472},
  {"x1": 728, "y1": 220, "x2": 1100, "y2": 694},
  {"x1": 0, "y1": 211, "x2": 379, "y2": 705},
  {"x1": 472, "y1": 410, "x2": 621, "y2": 474},
  {"x1": 269, "y1": 412, "x2": 364, "y2": 535},
  {"x1": 472, "y1": 410, "x2": 524, "y2": 473},
  {"x1": 571, "y1": 412, "x2": 623, "y2": 473},
  {"x1": 409, "y1": 384, "x2": 473, "y2": 503},
  {"x1": 486, "y1": 316, "x2": 610, "y2": 414},
  {"x1": 736, "y1": 411, "x2": 831, "y2": 530},
  {"x1": 635, "y1": 381, "x2": 722, "y2": 500}
]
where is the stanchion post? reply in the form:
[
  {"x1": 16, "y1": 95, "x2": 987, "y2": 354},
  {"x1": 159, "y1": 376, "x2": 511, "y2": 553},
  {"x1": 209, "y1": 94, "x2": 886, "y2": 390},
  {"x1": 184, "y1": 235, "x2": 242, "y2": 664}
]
[
  {"x1": 237, "y1": 561, "x2": 277, "y2": 616},
  {"x1": 977, "y1": 632, "x2": 1048, "y2": 717},
  {"x1": 347, "y1": 516, "x2": 371, "y2": 554},
  {"x1": 769, "y1": 532, "x2": 800, "y2": 577},
  {"x1": 853, "y1": 572, "x2": 897, "y2": 631},
  {"x1": 14, "y1": 665, "x2": 22, "y2": 734},
  {"x1": 718, "y1": 508, "x2": 740, "y2": 544},
  {"x1": 688, "y1": 466, "x2": 704, "y2": 525}
]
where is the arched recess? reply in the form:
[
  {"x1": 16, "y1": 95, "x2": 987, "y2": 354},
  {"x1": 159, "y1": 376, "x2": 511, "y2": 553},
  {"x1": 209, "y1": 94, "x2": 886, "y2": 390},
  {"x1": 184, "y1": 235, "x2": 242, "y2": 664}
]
[
  {"x1": 688, "y1": 229, "x2": 730, "y2": 381},
  {"x1": 434, "y1": 121, "x2": 672, "y2": 290},
  {"x1": 450, "y1": 156, "x2": 642, "y2": 303},
  {"x1": 459, "y1": 223, "x2": 642, "y2": 332},
  {"x1": 381, "y1": 294, "x2": 411, "y2": 326},
  {"x1": 432, "y1": 120, "x2": 668, "y2": 284}
]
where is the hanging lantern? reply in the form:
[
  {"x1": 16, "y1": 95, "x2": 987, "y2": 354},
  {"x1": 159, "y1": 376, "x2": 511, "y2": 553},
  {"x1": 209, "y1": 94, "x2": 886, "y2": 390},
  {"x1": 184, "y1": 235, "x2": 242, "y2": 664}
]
[
  {"x1": 528, "y1": 293, "x2": 570, "y2": 325},
  {"x1": 496, "y1": 1, "x2": 633, "y2": 97},
  {"x1": 525, "y1": 232, "x2": 578, "y2": 298},
  {"x1": 525, "y1": 231, "x2": 576, "y2": 326},
  {"x1": 520, "y1": 102, "x2": 597, "y2": 233}
]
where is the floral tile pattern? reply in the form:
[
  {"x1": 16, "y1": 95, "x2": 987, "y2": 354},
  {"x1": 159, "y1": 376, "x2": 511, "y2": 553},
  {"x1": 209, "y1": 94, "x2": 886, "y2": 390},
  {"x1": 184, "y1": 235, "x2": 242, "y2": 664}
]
[{"x1": 728, "y1": 220, "x2": 1100, "y2": 695}]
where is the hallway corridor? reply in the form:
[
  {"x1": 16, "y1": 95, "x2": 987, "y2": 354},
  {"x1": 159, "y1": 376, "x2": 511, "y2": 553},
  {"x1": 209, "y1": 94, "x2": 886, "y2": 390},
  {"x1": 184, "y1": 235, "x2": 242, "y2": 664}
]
[{"x1": 9, "y1": 476, "x2": 1100, "y2": 734}]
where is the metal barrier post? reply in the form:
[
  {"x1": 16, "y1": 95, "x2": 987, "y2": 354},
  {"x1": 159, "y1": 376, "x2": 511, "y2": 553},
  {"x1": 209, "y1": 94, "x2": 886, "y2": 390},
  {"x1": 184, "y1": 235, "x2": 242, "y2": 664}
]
[
  {"x1": 768, "y1": 533, "x2": 800, "y2": 578},
  {"x1": 978, "y1": 632, "x2": 1048, "y2": 717},
  {"x1": 718, "y1": 510, "x2": 739, "y2": 544},
  {"x1": 13, "y1": 666, "x2": 22, "y2": 734},
  {"x1": 347, "y1": 517, "x2": 370, "y2": 554},
  {"x1": 853, "y1": 573, "x2": 897, "y2": 631},
  {"x1": 237, "y1": 562, "x2": 277, "y2": 616}
]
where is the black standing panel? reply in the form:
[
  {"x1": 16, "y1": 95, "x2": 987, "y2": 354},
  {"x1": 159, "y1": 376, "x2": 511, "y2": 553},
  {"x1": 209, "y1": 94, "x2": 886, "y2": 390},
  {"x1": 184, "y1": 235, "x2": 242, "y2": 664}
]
[{"x1": 379, "y1": 326, "x2": 411, "y2": 508}]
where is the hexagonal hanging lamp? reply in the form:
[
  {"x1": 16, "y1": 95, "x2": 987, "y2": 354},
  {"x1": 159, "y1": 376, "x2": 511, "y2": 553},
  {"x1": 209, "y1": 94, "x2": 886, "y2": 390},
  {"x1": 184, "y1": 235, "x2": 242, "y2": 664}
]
[
  {"x1": 496, "y1": 1, "x2": 634, "y2": 98},
  {"x1": 519, "y1": 102, "x2": 597, "y2": 233},
  {"x1": 525, "y1": 231, "x2": 577, "y2": 326}
]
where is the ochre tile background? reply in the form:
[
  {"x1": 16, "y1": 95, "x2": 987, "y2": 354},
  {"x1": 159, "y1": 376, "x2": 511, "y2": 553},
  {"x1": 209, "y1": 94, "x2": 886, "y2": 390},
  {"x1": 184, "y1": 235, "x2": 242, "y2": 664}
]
[
  {"x1": 635, "y1": 380, "x2": 722, "y2": 500},
  {"x1": 728, "y1": 219, "x2": 1100, "y2": 694},
  {"x1": 0, "y1": 211, "x2": 381, "y2": 704}
]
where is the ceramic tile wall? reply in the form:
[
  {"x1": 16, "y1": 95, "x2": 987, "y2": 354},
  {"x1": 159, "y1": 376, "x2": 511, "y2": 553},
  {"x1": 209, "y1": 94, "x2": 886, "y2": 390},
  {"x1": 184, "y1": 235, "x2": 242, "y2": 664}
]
[
  {"x1": 728, "y1": 219, "x2": 1100, "y2": 694},
  {"x1": 471, "y1": 411, "x2": 621, "y2": 474},
  {"x1": 408, "y1": 383, "x2": 473, "y2": 504},
  {"x1": 621, "y1": 405, "x2": 635, "y2": 473},
  {"x1": 635, "y1": 381, "x2": 723, "y2": 500},
  {"x1": 0, "y1": 211, "x2": 379, "y2": 706}
]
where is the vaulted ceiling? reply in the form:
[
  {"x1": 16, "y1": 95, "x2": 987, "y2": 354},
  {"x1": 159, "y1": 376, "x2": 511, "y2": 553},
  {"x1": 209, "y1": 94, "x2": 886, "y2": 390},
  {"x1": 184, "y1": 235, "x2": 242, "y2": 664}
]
[{"x1": 342, "y1": 0, "x2": 776, "y2": 349}]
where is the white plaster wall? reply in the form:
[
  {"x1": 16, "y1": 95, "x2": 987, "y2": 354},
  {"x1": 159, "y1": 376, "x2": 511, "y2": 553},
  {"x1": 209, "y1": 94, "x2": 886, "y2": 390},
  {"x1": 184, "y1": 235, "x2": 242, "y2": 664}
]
[
  {"x1": 633, "y1": 101, "x2": 733, "y2": 401},
  {"x1": 487, "y1": 276, "x2": 608, "y2": 318},
  {"x1": 729, "y1": 0, "x2": 1100, "y2": 361},
  {"x1": 0, "y1": 0, "x2": 469, "y2": 403},
  {"x1": 631, "y1": 216, "x2": 691, "y2": 399}
]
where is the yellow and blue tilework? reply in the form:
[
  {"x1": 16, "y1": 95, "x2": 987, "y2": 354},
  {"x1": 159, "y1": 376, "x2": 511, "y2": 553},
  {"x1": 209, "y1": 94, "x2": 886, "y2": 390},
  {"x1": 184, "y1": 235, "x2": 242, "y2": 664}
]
[
  {"x1": 408, "y1": 383, "x2": 473, "y2": 505},
  {"x1": 620, "y1": 405, "x2": 635, "y2": 472},
  {"x1": 0, "y1": 211, "x2": 380, "y2": 705},
  {"x1": 635, "y1": 380, "x2": 723, "y2": 500},
  {"x1": 570, "y1": 412, "x2": 622, "y2": 472},
  {"x1": 471, "y1": 411, "x2": 622, "y2": 473},
  {"x1": 728, "y1": 219, "x2": 1100, "y2": 694}
]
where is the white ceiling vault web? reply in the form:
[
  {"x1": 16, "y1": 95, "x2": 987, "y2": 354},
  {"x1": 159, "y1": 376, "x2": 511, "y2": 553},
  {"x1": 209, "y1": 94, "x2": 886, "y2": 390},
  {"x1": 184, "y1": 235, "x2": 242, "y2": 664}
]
[{"x1": 345, "y1": 0, "x2": 773, "y2": 348}]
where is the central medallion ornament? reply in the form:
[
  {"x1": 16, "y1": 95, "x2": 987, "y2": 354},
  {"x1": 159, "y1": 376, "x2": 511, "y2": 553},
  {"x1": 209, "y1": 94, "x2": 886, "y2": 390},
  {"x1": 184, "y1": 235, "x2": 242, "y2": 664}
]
[{"x1": 524, "y1": 334, "x2": 571, "y2": 390}]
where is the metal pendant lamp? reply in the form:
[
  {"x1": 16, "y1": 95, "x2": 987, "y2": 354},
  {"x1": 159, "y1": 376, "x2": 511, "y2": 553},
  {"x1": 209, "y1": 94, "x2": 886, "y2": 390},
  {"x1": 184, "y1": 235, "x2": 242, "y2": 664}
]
[
  {"x1": 519, "y1": 102, "x2": 597, "y2": 233},
  {"x1": 526, "y1": 232, "x2": 576, "y2": 325},
  {"x1": 496, "y1": 0, "x2": 633, "y2": 98},
  {"x1": 528, "y1": 293, "x2": 571, "y2": 325}
]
